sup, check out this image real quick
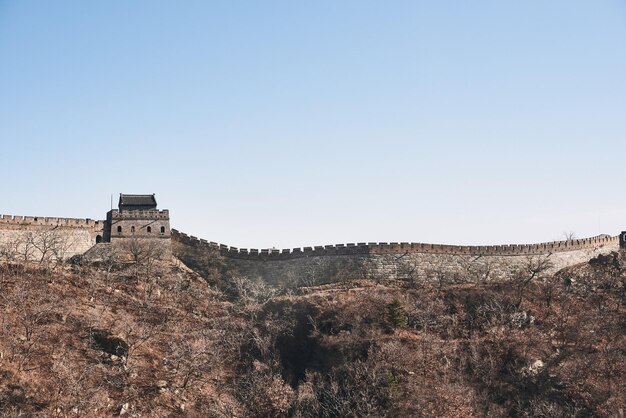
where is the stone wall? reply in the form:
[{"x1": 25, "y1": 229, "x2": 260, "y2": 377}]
[
  {"x1": 0, "y1": 214, "x2": 105, "y2": 260},
  {"x1": 0, "y1": 210, "x2": 173, "y2": 262},
  {"x1": 171, "y1": 229, "x2": 619, "y2": 285},
  {"x1": 1, "y1": 211, "x2": 619, "y2": 281},
  {"x1": 104, "y1": 209, "x2": 171, "y2": 241}
]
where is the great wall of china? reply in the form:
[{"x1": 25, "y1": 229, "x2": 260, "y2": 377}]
[
  {"x1": 0, "y1": 214, "x2": 105, "y2": 260},
  {"x1": 1, "y1": 209, "x2": 622, "y2": 285},
  {"x1": 171, "y1": 229, "x2": 621, "y2": 285}
]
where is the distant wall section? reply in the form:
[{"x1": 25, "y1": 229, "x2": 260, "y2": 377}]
[{"x1": 171, "y1": 230, "x2": 619, "y2": 285}]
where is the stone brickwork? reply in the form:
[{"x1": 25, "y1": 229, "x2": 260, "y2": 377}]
[
  {"x1": 0, "y1": 194, "x2": 172, "y2": 262},
  {"x1": 102, "y1": 200, "x2": 172, "y2": 258},
  {"x1": 0, "y1": 214, "x2": 104, "y2": 232},
  {"x1": 0, "y1": 214, "x2": 105, "y2": 260},
  {"x1": 0, "y1": 202, "x2": 620, "y2": 280},
  {"x1": 104, "y1": 209, "x2": 171, "y2": 242},
  {"x1": 172, "y1": 230, "x2": 619, "y2": 285}
]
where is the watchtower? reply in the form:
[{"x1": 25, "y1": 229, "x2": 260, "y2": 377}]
[{"x1": 103, "y1": 194, "x2": 171, "y2": 244}]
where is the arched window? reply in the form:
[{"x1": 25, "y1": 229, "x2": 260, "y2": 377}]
[
  {"x1": 160, "y1": 226, "x2": 165, "y2": 234},
  {"x1": 131, "y1": 226, "x2": 135, "y2": 234},
  {"x1": 147, "y1": 226, "x2": 152, "y2": 233},
  {"x1": 96, "y1": 235, "x2": 102, "y2": 243},
  {"x1": 117, "y1": 226, "x2": 122, "y2": 234}
]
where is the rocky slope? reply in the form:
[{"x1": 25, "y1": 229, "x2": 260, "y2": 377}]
[{"x1": 0, "y1": 251, "x2": 624, "y2": 417}]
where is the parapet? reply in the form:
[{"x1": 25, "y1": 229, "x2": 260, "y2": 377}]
[
  {"x1": 0, "y1": 214, "x2": 104, "y2": 230},
  {"x1": 171, "y1": 229, "x2": 620, "y2": 261},
  {"x1": 109, "y1": 209, "x2": 169, "y2": 220}
]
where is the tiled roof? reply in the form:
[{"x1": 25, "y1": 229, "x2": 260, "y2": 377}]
[{"x1": 119, "y1": 194, "x2": 157, "y2": 208}]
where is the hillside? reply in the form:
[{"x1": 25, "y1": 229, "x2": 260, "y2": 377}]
[{"x1": 0, "y1": 250, "x2": 624, "y2": 417}]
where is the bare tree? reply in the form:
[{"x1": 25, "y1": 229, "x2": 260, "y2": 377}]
[
  {"x1": 50, "y1": 355, "x2": 106, "y2": 416},
  {"x1": 222, "y1": 274, "x2": 277, "y2": 312},
  {"x1": 100, "y1": 245, "x2": 122, "y2": 283},
  {"x1": 122, "y1": 321, "x2": 159, "y2": 368},
  {"x1": 0, "y1": 236, "x2": 21, "y2": 262},
  {"x1": 167, "y1": 335, "x2": 215, "y2": 390},
  {"x1": 513, "y1": 256, "x2": 553, "y2": 306},
  {"x1": 15, "y1": 232, "x2": 36, "y2": 262},
  {"x1": 563, "y1": 231, "x2": 577, "y2": 241},
  {"x1": 4, "y1": 283, "x2": 55, "y2": 373},
  {"x1": 28, "y1": 228, "x2": 73, "y2": 266},
  {"x1": 425, "y1": 257, "x2": 454, "y2": 289},
  {"x1": 0, "y1": 230, "x2": 74, "y2": 266},
  {"x1": 50, "y1": 229, "x2": 76, "y2": 262},
  {"x1": 118, "y1": 237, "x2": 166, "y2": 277}
]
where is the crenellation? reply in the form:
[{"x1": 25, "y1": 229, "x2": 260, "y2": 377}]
[
  {"x1": 168, "y1": 225, "x2": 620, "y2": 285},
  {"x1": 7, "y1": 196, "x2": 615, "y2": 281},
  {"x1": 0, "y1": 213, "x2": 104, "y2": 231},
  {"x1": 108, "y1": 209, "x2": 170, "y2": 220},
  {"x1": 0, "y1": 212, "x2": 107, "y2": 261}
]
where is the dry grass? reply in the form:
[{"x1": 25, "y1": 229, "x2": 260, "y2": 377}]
[{"x1": 0, "y1": 252, "x2": 624, "y2": 417}]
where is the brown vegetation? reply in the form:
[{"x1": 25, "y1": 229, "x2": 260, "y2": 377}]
[{"x1": 0, "y1": 248, "x2": 624, "y2": 416}]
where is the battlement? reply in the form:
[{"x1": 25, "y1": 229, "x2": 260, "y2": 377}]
[
  {"x1": 0, "y1": 214, "x2": 104, "y2": 229},
  {"x1": 171, "y1": 229, "x2": 619, "y2": 260},
  {"x1": 109, "y1": 209, "x2": 170, "y2": 220}
]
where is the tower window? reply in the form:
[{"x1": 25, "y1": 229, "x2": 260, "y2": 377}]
[
  {"x1": 131, "y1": 226, "x2": 135, "y2": 234},
  {"x1": 160, "y1": 226, "x2": 165, "y2": 234},
  {"x1": 147, "y1": 226, "x2": 152, "y2": 233},
  {"x1": 117, "y1": 226, "x2": 122, "y2": 234}
]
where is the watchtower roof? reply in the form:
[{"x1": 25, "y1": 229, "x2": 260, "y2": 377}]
[{"x1": 119, "y1": 194, "x2": 157, "y2": 211}]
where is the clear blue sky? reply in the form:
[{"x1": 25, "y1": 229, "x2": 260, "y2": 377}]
[{"x1": 1, "y1": 1, "x2": 625, "y2": 248}]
